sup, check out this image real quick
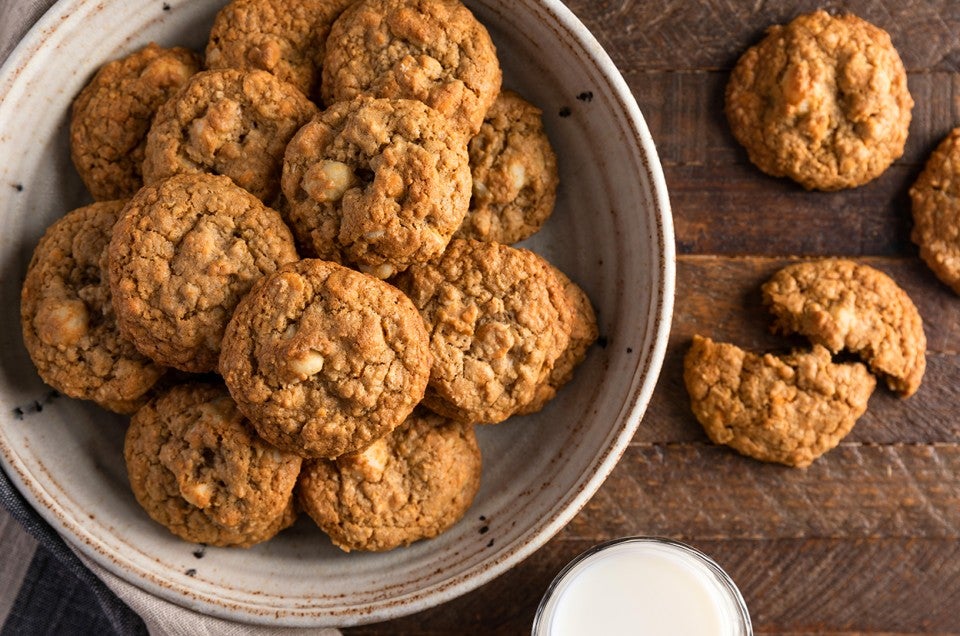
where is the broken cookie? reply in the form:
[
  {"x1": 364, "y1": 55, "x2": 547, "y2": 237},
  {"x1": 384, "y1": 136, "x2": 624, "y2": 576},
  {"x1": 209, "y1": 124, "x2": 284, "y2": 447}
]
[
  {"x1": 684, "y1": 335, "x2": 875, "y2": 468},
  {"x1": 762, "y1": 259, "x2": 926, "y2": 397}
]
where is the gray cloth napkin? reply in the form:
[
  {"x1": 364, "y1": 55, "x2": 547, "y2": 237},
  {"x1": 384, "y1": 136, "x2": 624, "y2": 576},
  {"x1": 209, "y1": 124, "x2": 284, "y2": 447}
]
[{"x1": 0, "y1": 2, "x2": 342, "y2": 633}]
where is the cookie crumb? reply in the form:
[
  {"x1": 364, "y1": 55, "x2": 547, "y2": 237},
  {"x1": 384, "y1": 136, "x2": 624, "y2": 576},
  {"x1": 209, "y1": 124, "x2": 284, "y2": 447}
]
[
  {"x1": 12, "y1": 407, "x2": 24, "y2": 420},
  {"x1": 192, "y1": 546, "x2": 206, "y2": 559},
  {"x1": 185, "y1": 568, "x2": 196, "y2": 577},
  {"x1": 486, "y1": 538, "x2": 495, "y2": 548},
  {"x1": 162, "y1": 3, "x2": 171, "y2": 10},
  {"x1": 479, "y1": 525, "x2": 489, "y2": 534},
  {"x1": 576, "y1": 91, "x2": 593, "y2": 102},
  {"x1": 558, "y1": 106, "x2": 572, "y2": 118},
  {"x1": 597, "y1": 336, "x2": 608, "y2": 349},
  {"x1": 626, "y1": 347, "x2": 633, "y2": 353},
  {"x1": 12, "y1": 183, "x2": 23, "y2": 192}
]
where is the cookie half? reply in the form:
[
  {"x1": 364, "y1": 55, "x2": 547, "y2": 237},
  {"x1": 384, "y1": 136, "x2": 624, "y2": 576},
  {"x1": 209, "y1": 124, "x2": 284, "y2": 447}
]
[
  {"x1": 281, "y1": 97, "x2": 470, "y2": 278},
  {"x1": 322, "y1": 0, "x2": 501, "y2": 137},
  {"x1": 762, "y1": 259, "x2": 926, "y2": 397},
  {"x1": 70, "y1": 43, "x2": 200, "y2": 201},
  {"x1": 220, "y1": 259, "x2": 431, "y2": 458},
  {"x1": 125, "y1": 383, "x2": 302, "y2": 547},
  {"x1": 909, "y1": 127, "x2": 960, "y2": 294},
  {"x1": 21, "y1": 201, "x2": 165, "y2": 413},
  {"x1": 143, "y1": 68, "x2": 317, "y2": 202},
  {"x1": 725, "y1": 10, "x2": 912, "y2": 190},
  {"x1": 298, "y1": 409, "x2": 481, "y2": 552},
  {"x1": 684, "y1": 335, "x2": 875, "y2": 468},
  {"x1": 108, "y1": 173, "x2": 299, "y2": 373}
]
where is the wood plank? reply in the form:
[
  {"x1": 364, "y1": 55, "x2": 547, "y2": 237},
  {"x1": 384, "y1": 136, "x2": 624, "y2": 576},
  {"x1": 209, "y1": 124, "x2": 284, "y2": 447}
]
[
  {"x1": 571, "y1": 444, "x2": 960, "y2": 540},
  {"x1": 343, "y1": 537, "x2": 960, "y2": 634},
  {"x1": 669, "y1": 163, "x2": 917, "y2": 256},
  {"x1": 671, "y1": 256, "x2": 960, "y2": 355},
  {"x1": 563, "y1": 0, "x2": 960, "y2": 73},
  {"x1": 627, "y1": 71, "x2": 960, "y2": 169}
]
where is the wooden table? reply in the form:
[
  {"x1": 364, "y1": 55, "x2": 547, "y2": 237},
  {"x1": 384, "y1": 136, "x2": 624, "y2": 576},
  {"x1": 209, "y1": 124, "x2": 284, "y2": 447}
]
[{"x1": 352, "y1": 1, "x2": 960, "y2": 632}]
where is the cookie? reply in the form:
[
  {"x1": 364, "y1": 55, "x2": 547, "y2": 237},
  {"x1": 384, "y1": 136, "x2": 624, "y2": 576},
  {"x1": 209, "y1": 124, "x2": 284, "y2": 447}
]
[
  {"x1": 455, "y1": 90, "x2": 559, "y2": 244},
  {"x1": 322, "y1": 0, "x2": 501, "y2": 137},
  {"x1": 684, "y1": 335, "x2": 875, "y2": 468},
  {"x1": 762, "y1": 259, "x2": 926, "y2": 397},
  {"x1": 298, "y1": 408, "x2": 481, "y2": 552},
  {"x1": 70, "y1": 43, "x2": 200, "y2": 201},
  {"x1": 281, "y1": 97, "x2": 470, "y2": 278},
  {"x1": 219, "y1": 259, "x2": 431, "y2": 458},
  {"x1": 125, "y1": 383, "x2": 302, "y2": 547},
  {"x1": 395, "y1": 239, "x2": 571, "y2": 424},
  {"x1": 142, "y1": 69, "x2": 317, "y2": 202},
  {"x1": 21, "y1": 201, "x2": 165, "y2": 414},
  {"x1": 517, "y1": 266, "x2": 598, "y2": 415},
  {"x1": 909, "y1": 127, "x2": 960, "y2": 294},
  {"x1": 108, "y1": 173, "x2": 299, "y2": 373},
  {"x1": 725, "y1": 10, "x2": 912, "y2": 190},
  {"x1": 205, "y1": 0, "x2": 354, "y2": 100}
]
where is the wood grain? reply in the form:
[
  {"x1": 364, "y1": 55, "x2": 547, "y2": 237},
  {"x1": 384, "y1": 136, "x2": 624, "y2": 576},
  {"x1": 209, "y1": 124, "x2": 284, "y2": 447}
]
[{"x1": 352, "y1": 1, "x2": 960, "y2": 633}]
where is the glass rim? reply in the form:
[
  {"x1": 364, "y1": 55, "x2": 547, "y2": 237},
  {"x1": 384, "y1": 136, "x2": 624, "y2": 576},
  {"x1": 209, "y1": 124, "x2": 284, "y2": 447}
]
[{"x1": 531, "y1": 536, "x2": 753, "y2": 635}]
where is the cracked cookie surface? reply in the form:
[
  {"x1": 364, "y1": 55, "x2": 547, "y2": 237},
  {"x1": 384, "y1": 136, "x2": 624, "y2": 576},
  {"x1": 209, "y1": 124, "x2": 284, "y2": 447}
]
[
  {"x1": 143, "y1": 68, "x2": 317, "y2": 202},
  {"x1": 70, "y1": 43, "x2": 200, "y2": 201},
  {"x1": 725, "y1": 10, "x2": 912, "y2": 190},
  {"x1": 322, "y1": 0, "x2": 501, "y2": 137},
  {"x1": 455, "y1": 90, "x2": 558, "y2": 244},
  {"x1": 298, "y1": 408, "x2": 481, "y2": 552},
  {"x1": 205, "y1": 0, "x2": 354, "y2": 100},
  {"x1": 762, "y1": 259, "x2": 926, "y2": 397},
  {"x1": 108, "y1": 173, "x2": 298, "y2": 373},
  {"x1": 909, "y1": 127, "x2": 960, "y2": 294},
  {"x1": 125, "y1": 382, "x2": 301, "y2": 547},
  {"x1": 395, "y1": 239, "x2": 571, "y2": 424},
  {"x1": 517, "y1": 266, "x2": 597, "y2": 415},
  {"x1": 684, "y1": 335, "x2": 875, "y2": 468},
  {"x1": 219, "y1": 259, "x2": 431, "y2": 458},
  {"x1": 281, "y1": 97, "x2": 469, "y2": 278},
  {"x1": 21, "y1": 201, "x2": 165, "y2": 414}
]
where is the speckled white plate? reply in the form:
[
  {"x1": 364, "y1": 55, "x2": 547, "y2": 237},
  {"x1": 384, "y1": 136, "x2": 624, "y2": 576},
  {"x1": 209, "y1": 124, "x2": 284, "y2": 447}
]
[{"x1": 0, "y1": 0, "x2": 673, "y2": 627}]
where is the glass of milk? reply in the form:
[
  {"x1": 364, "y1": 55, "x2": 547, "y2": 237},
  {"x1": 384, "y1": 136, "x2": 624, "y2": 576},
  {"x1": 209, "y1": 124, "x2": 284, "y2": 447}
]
[{"x1": 532, "y1": 537, "x2": 752, "y2": 635}]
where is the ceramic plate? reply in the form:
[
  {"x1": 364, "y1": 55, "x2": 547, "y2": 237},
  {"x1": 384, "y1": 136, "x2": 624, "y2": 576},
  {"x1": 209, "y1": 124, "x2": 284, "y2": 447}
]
[{"x1": 0, "y1": 0, "x2": 674, "y2": 626}]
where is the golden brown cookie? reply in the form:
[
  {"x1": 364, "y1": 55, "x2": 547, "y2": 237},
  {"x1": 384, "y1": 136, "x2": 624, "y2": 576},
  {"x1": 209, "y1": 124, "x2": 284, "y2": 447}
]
[
  {"x1": 395, "y1": 239, "x2": 571, "y2": 424},
  {"x1": 281, "y1": 97, "x2": 470, "y2": 278},
  {"x1": 219, "y1": 259, "x2": 431, "y2": 458},
  {"x1": 125, "y1": 383, "x2": 301, "y2": 547},
  {"x1": 762, "y1": 259, "x2": 926, "y2": 397},
  {"x1": 21, "y1": 201, "x2": 165, "y2": 414},
  {"x1": 297, "y1": 408, "x2": 481, "y2": 552},
  {"x1": 142, "y1": 69, "x2": 317, "y2": 202},
  {"x1": 909, "y1": 127, "x2": 960, "y2": 294},
  {"x1": 70, "y1": 43, "x2": 200, "y2": 201},
  {"x1": 684, "y1": 335, "x2": 875, "y2": 468},
  {"x1": 108, "y1": 173, "x2": 298, "y2": 373},
  {"x1": 205, "y1": 0, "x2": 354, "y2": 100},
  {"x1": 455, "y1": 90, "x2": 559, "y2": 244},
  {"x1": 322, "y1": 0, "x2": 501, "y2": 137},
  {"x1": 725, "y1": 10, "x2": 912, "y2": 190},
  {"x1": 517, "y1": 267, "x2": 598, "y2": 415}
]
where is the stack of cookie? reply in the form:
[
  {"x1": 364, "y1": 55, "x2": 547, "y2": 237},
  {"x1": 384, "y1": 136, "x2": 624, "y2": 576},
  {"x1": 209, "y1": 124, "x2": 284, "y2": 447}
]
[{"x1": 20, "y1": 0, "x2": 598, "y2": 551}]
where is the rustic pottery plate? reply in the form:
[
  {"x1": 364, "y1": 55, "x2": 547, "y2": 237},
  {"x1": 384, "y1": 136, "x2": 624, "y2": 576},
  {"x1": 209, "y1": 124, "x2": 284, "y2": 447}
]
[{"x1": 0, "y1": 0, "x2": 674, "y2": 626}]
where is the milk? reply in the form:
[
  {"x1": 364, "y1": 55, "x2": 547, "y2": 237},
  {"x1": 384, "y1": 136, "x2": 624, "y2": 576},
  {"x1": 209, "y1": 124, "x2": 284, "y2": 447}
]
[{"x1": 533, "y1": 538, "x2": 751, "y2": 636}]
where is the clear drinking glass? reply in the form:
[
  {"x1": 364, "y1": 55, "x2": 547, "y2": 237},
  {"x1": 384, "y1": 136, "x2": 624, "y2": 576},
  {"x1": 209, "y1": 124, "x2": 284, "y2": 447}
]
[{"x1": 532, "y1": 536, "x2": 752, "y2": 636}]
